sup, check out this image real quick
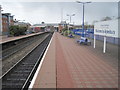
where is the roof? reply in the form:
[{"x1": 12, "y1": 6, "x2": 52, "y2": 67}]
[
  {"x1": 2, "y1": 13, "x2": 11, "y2": 16},
  {"x1": 33, "y1": 23, "x2": 59, "y2": 27}
]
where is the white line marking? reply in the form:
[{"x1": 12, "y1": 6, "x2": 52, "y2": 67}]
[{"x1": 29, "y1": 32, "x2": 54, "y2": 89}]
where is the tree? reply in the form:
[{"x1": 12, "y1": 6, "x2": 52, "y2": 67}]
[
  {"x1": 9, "y1": 25, "x2": 19, "y2": 36},
  {"x1": 41, "y1": 27, "x2": 45, "y2": 31},
  {"x1": 41, "y1": 22, "x2": 45, "y2": 24},
  {"x1": 9, "y1": 25, "x2": 27, "y2": 36},
  {"x1": 101, "y1": 16, "x2": 112, "y2": 21}
]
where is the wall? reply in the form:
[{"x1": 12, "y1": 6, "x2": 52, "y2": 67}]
[
  {"x1": 86, "y1": 33, "x2": 119, "y2": 45},
  {"x1": 2, "y1": 15, "x2": 9, "y2": 35}
]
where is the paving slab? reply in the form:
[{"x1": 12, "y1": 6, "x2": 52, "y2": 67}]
[
  {"x1": 55, "y1": 32, "x2": 118, "y2": 88},
  {"x1": 31, "y1": 32, "x2": 118, "y2": 88}
]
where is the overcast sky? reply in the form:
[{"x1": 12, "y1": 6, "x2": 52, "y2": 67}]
[{"x1": 0, "y1": 1, "x2": 119, "y2": 25}]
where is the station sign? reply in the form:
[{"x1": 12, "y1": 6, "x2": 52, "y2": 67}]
[{"x1": 94, "y1": 19, "x2": 119, "y2": 38}]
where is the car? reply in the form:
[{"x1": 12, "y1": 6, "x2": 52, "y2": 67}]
[{"x1": 77, "y1": 37, "x2": 91, "y2": 45}]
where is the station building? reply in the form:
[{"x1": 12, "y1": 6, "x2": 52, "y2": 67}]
[{"x1": 30, "y1": 23, "x2": 59, "y2": 33}]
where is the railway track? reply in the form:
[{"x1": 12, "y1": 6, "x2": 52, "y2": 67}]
[
  {"x1": 1, "y1": 33, "x2": 48, "y2": 60},
  {"x1": 1, "y1": 32, "x2": 53, "y2": 90}
]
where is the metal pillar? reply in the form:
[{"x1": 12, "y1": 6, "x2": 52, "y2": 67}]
[{"x1": 0, "y1": 5, "x2": 2, "y2": 35}]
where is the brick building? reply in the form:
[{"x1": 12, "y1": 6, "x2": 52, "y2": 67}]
[
  {"x1": 58, "y1": 21, "x2": 67, "y2": 32},
  {"x1": 2, "y1": 13, "x2": 14, "y2": 35}
]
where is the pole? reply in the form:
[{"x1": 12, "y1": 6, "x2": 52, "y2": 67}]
[
  {"x1": 103, "y1": 36, "x2": 106, "y2": 53},
  {"x1": 61, "y1": 8, "x2": 63, "y2": 22},
  {"x1": 68, "y1": 23, "x2": 69, "y2": 31},
  {"x1": 67, "y1": 14, "x2": 75, "y2": 25},
  {"x1": 0, "y1": 5, "x2": 2, "y2": 90},
  {"x1": 0, "y1": 5, "x2": 2, "y2": 35},
  {"x1": 76, "y1": 1, "x2": 91, "y2": 37},
  {"x1": 68, "y1": 23, "x2": 69, "y2": 34},
  {"x1": 94, "y1": 35, "x2": 96, "y2": 48},
  {"x1": 70, "y1": 16, "x2": 71, "y2": 23},
  {"x1": 82, "y1": 3, "x2": 85, "y2": 37}
]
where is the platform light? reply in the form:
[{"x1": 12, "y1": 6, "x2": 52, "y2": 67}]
[{"x1": 76, "y1": 1, "x2": 91, "y2": 37}]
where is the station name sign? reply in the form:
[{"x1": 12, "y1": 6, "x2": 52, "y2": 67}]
[
  {"x1": 94, "y1": 19, "x2": 118, "y2": 38},
  {"x1": 95, "y1": 29, "x2": 115, "y2": 35}
]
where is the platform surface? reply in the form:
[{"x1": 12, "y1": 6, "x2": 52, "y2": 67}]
[
  {"x1": 31, "y1": 32, "x2": 118, "y2": 88},
  {"x1": 0, "y1": 32, "x2": 43, "y2": 44}
]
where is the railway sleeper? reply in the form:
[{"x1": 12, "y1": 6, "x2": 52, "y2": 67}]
[
  {"x1": 2, "y1": 86, "x2": 23, "y2": 89},
  {"x1": 10, "y1": 73, "x2": 28, "y2": 77},
  {"x1": 16, "y1": 66, "x2": 33, "y2": 70},
  {"x1": 21, "y1": 62, "x2": 36, "y2": 65},
  {"x1": 15, "y1": 68, "x2": 33, "y2": 72},
  {"x1": 14, "y1": 70, "x2": 31, "y2": 73},
  {"x1": 19, "y1": 64, "x2": 34, "y2": 67},
  {"x1": 6, "y1": 78, "x2": 26, "y2": 81},
  {"x1": 4, "y1": 75, "x2": 28, "y2": 81},
  {"x1": 3, "y1": 80, "x2": 25, "y2": 84},
  {"x1": 3, "y1": 79, "x2": 26, "y2": 86},
  {"x1": 2, "y1": 83, "x2": 23, "y2": 88}
]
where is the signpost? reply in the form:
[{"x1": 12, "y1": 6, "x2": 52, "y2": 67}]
[
  {"x1": 94, "y1": 35, "x2": 96, "y2": 48},
  {"x1": 94, "y1": 19, "x2": 118, "y2": 53},
  {"x1": 103, "y1": 36, "x2": 106, "y2": 53}
]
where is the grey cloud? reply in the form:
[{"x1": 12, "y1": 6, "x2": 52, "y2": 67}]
[{"x1": 1, "y1": 2, "x2": 118, "y2": 24}]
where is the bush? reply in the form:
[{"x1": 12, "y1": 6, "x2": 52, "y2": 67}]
[
  {"x1": 61, "y1": 28, "x2": 74, "y2": 36},
  {"x1": 9, "y1": 26, "x2": 27, "y2": 36},
  {"x1": 61, "y1": 28, "x2": 67, "y2": 36}
]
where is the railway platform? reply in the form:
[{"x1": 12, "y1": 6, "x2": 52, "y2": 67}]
[
  {"x1": 30, "y1": 32, "x2": 118, "y2": 88},
  {"x1": 0, "y1": 32, "x2": 43, "y2": 44}
]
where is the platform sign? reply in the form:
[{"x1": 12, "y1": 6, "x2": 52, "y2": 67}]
[
  {"x1": 94, "y1": 19, "x2": 118, "y2": 53},
  {"x1": 94, "y1": 19, "x2": 118, "y2": 38}
]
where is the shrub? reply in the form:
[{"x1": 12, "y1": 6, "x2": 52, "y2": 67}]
[{"x1": 9, "y1": 26, "x2": 27, "y2": 36}]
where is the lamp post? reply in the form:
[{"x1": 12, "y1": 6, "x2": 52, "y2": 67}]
[
  {"x1": 66, "y1": 14, "x2": 75, "y2": 24},
  {"x1": 76, "y1": 1, "x2": 91, "y2": 37},
  {"x1": 66, "y1": 14, "x2": 75, "y2": 35}
]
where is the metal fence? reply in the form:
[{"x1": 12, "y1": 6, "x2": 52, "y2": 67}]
[{"x1": 72, "y1": 29, "x2": 119, "y2": 45}]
